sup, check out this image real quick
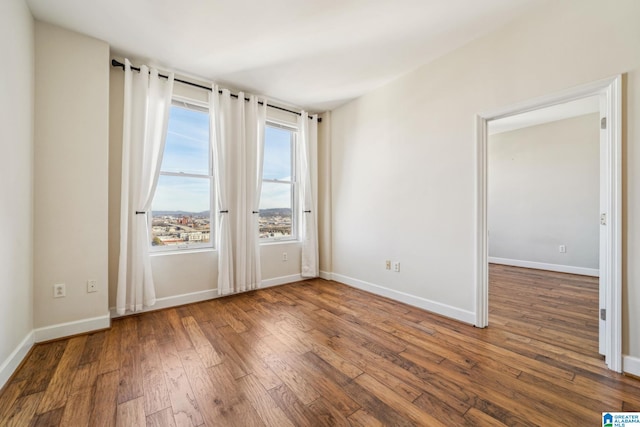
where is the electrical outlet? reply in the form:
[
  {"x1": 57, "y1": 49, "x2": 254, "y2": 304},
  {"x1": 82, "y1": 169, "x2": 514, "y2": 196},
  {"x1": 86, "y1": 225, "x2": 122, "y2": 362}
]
[
  {"x1": 87, "y1": 280, "x2": 97, "y2": 293},
  {"x1": 282, "y1": 252, "x2": 288, "y2": 261},
  {"x1": 393, "y1": 262, "x2": 401, "y2": 272},
  {"x1": 385, "y1": 260, "x2": 391, "y2": 270},
  {"x1": 559, "y1": 245, "x2": 566, "y2": 253},
  {"x1": 53, "y1": 283, "x2": 65, "y2": 298}
]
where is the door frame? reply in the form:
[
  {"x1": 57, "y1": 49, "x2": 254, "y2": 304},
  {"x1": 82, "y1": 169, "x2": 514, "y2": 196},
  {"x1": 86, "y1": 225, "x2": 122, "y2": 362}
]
[{"x1": 474, "y1": 75, "x2": 622, "y2": 372}]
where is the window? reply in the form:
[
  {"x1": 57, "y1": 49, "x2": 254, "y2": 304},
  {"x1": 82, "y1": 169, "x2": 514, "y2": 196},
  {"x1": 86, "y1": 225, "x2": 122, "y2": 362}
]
[
  {"x1": 259, "y1": 122, "x2": 297, "y2": 241},
  {"x1": 150, "y1": 100, "x2": 214, "y2": 251}
]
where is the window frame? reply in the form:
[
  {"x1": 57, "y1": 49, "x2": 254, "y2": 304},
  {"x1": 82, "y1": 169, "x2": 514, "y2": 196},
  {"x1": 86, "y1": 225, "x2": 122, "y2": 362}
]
[
  {"x1": 259, "y1": 120, "x2": 299, "y2": 244},
  {"x1": 149, "y1": 97, "x2": 216, "y2": 253}
]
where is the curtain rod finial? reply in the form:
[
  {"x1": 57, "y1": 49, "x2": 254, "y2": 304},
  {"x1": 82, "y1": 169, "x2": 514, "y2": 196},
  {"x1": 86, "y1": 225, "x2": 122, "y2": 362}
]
[{"x1": 111, "y1": 59, "x2": 125, "y2": 69}]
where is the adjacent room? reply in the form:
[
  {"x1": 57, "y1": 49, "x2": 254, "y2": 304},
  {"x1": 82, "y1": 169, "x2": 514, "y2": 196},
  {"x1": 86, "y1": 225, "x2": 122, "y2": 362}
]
[
  {"x1": 488, "y1": 98, "x2": 602, "y2": 359},
  {"x1": 2, "y1": 0, "x2": 640, "y2": 425}
]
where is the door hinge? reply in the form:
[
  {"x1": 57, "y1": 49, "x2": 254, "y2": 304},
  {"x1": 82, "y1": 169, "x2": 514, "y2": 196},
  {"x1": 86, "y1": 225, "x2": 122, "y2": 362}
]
[
  {"x1": 600, "y1": 308, "x2": 606, "y2": 321},
  {"x1": 600, "y1": 213, "x2": 607, "y2": 225},
  {"x1": 601, "y1": 117, "x2": 607, "y2": 130}
]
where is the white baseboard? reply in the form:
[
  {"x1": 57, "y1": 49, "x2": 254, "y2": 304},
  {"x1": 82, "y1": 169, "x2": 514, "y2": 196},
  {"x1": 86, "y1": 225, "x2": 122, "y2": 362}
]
[
  {"x1": 332, "y1": 273, "x2": 476, "y2": 325},
  {"x1": 261, "y1": 274, "x2": 303, "y2": 288},
  {"x1": 319, "y1": 271, "x2": 333, "y2": 281},
  {"x1": 34, "y1": 314, "x2": 111, "y2": 343},
  {"x1": 111, "y1": 289, "x2": 218, "y2": 318},
  {"x1": 110, "y1": 274, "x2": 306, "y2": 318},
  {"x1": 0, "y1": 331, "x2": 34, "y2": 390},
  {"x1": 623, "y1": 354, "x2": 640, "y2": 377},
  {"x1": 488, "y1": 257, "x2": 599, "y2": 277}
]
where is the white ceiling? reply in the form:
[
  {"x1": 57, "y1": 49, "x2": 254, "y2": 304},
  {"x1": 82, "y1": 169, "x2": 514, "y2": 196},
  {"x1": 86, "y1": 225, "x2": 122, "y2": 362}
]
[
  {"x1": 488, "y1": 96, "x2": 601, "y2": 135},
  {"x1": 26, "y1": 0, "x2": 543, "y2": 112}
]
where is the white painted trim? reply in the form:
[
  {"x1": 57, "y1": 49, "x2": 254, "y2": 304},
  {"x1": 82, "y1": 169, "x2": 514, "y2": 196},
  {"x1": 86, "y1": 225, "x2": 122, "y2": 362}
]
[
  {"x1": 34, "y1": 315, "x2": 111, "y2": 343},
  {"x1": 488, "y1": 257, "x2": 599, "y2": 277},
  {"x1": 479, "y1": 76, "x2": 621, "y2": 121},
  {"x1": 476, "y1": 75, "x2": 623, "y2": 373},
  {"x1": 261, "y1": 274, "x2": 303, "y2": 288},
  {"x1": 110, "y1": 274, "x2": 306, "y2": 319},
  {"x1": 332, "y1": 273, "x2": 476, "y2": 325},
  {"x1": 606, "y1": 75, "x2": 623, "y2": 373},
  {"x1": 623, "y1": 355, "x2": 640, "y2": 378},
  {"x1": 475, "y1": 115, "x2": 489, "y2": 328},
  {"x1": 111, "y1": 289, "x2": 218, "y2": 318},
  {"x1": 319, "y1": 270, "x2": 333, "y2": 281},
  {"x1": 0, "y1": 331, "x2": 34, "y2": 390}
]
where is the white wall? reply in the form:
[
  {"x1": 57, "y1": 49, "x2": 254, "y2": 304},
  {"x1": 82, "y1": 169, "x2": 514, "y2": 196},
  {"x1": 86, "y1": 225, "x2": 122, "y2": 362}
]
[
  {"x1": 108, "y1": 67, "x2": 305, "y2": 311},
  {"x1": 33, "y1": 22, "x2": 110, "y2": 337},
  {"x1": 488, "y1": 113, "x2": 600, "y2": 273},
  {"x1": 329, "y1": 0, "x2": 640, "y2": 366},
  {"x1": 0, "y1": 0, "x2": 34, "y2": 388}
]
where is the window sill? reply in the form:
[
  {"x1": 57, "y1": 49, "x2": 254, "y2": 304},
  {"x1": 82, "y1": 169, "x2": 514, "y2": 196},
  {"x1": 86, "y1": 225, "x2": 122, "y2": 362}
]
[
  {"x1": 150, "y1": 247, "x2": 216, "y2": 257},
  {"x1": 259, "y1": 240, "x2": 300, "y2": 246}
]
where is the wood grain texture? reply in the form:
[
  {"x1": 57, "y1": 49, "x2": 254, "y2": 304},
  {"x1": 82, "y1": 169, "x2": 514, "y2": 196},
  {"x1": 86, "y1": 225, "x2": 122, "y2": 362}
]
[
  {"x1": 116, "y1": 396, "x2": 145, "y2": 427},
  {"x1": 36, "y1": 335, "x2": 87, "y2": 413},
  {"x1": 1, "y1": 265, "x2": 639, "y2": 426},
  {"x1": 236, "y1": 373, "x2": 293, "y2": 427},
  {"x1": 59, "y1": 389, "x2": 93, "y2": 427},
  {"x1": 1, "y1": 392, "x2": 42, "y2": 427},
  {"x1": 89, "y1": 370, "x2": 119, "y2": 427},
  {"x1": 145, "y1": 407, "x2": 177, "y2": 427},
  {"x1": 140, "y1": 337, "x2": 171, "y2": 416},
  {"x1": 156, "y1": 341, "x2": 203, "y2": 427}
]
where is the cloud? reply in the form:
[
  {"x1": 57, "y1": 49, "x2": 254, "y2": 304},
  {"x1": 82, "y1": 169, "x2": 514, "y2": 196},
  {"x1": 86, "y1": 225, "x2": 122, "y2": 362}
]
[
  {"x1": 260, "y1": 182, "x2": 291, "y2": 210},
  {"x1": 152, "y1": 175, "x2": 211, "y2": 212}
]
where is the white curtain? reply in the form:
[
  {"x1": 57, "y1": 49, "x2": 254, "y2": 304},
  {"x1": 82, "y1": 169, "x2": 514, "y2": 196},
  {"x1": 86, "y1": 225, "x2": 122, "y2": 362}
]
[
  {"x1": 299, "y1": 113, "x2": 319, "y2": 278},
  {"x1": 245, "y1": 95, "x2": 266, "y2": 293},
  {"x1": 210, "y1": 87, "x2": 266, "y2": 295},
  {"x1": 116, "y1": 59, "x2": 174, "y2": 315}
]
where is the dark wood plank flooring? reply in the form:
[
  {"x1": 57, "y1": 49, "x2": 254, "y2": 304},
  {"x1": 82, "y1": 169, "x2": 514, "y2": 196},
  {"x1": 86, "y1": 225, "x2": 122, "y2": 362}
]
[{"x1": 1, "y1": 265, "x2": 638, "y2": 426}]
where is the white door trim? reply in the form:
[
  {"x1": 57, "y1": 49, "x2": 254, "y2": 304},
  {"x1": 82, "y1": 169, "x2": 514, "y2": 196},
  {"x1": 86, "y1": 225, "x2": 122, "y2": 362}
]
[{"x1": 474, "y1": 75, "x2": 622, "y2": 373}]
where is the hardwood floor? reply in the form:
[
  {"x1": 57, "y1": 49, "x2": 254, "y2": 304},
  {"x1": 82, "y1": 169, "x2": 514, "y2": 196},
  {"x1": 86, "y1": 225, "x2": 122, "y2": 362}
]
[{"x1": 1, "y1": 265, "x2": 639, "y2": 426}]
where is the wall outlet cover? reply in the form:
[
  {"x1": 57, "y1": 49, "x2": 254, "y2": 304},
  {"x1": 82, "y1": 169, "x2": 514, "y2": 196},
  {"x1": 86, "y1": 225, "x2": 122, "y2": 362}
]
[{"x1": 53, "y1": 283, "x2": 65, "y2": 298}]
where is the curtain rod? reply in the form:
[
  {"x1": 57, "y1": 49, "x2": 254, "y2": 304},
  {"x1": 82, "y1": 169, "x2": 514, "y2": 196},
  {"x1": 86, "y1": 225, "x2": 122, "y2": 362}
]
[{"x1": 111, "y1": 59, "x2": 320, "y2": 122}]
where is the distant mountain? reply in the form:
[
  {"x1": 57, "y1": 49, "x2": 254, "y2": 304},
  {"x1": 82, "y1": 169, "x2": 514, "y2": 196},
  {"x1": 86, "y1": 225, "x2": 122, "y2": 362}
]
[
  {"x1": 152, "y1": 208, "x2": 291, "y2": 217},
  {"x1": 153, "y1": 210, "x2": 210, "y2": 217},
  {"x1": 260, "y1": 208, "x2": 291, "y2": 217}
]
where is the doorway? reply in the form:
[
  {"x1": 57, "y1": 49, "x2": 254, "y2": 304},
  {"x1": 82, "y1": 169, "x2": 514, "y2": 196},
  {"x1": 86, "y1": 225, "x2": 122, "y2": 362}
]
[
  {"x1": 474, "y1": 76, "x2": 622, "y2": 372},
  {"x1": 487, "y1": 97, "x2": 601, "y2": 361}
]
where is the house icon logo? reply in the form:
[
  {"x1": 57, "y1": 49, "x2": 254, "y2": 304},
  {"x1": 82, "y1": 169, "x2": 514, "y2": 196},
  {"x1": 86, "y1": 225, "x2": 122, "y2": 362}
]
[{"x1": 603, "y1": 413, "x2": 613, "y2": 427}]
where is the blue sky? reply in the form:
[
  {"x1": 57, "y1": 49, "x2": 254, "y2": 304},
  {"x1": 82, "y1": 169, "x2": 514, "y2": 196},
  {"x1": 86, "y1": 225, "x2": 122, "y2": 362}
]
[
  {"x1": 260, "y1": 126, "x2": 293, "y2": 210},
  {"x1": 161, "y1": 106, "x2": 209, "y2": 175},
  {"x1": 152, "y1": 105, "x2": 293, "y2": 213},
  {"x1": 152, "y1": 106, "x2": 210, "y2": 213},
  {"x1": 262, "y1": 126, "x2": 291, "y2": 180}
]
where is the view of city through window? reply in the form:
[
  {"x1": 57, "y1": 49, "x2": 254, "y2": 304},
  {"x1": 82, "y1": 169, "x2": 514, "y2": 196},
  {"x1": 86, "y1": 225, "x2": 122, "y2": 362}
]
[
  {"x1": 259, "y1": 124, "x2": 295, "y2": 240},
  {"x1": 151, "y1": 104, "x2": 212, "y2": 248},
  {"x1": 150, "y1": 106, "x2": 295, "y2": 248}
]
